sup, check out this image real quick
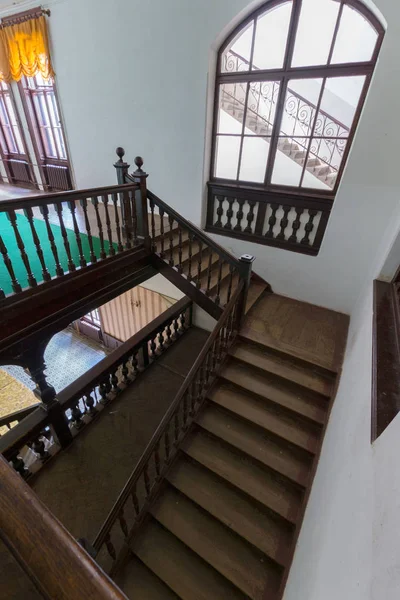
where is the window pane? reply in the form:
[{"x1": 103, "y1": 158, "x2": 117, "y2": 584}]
[
  {"x1": 331, "y1": 5, "x2": 378, "y2": 64},
  {"x1": 280, "y1": 78, "x2": 323, "y2": 138},
  {"x1": 315, "y1": 76, "x2": 365, "y2": 132},
  {"x1": 221, "y1": 22, "x2": 254, "y2": 72},
  {"x1": 239, "y1": 137, "x2": 270, "y2": 182},
  {"x1": 292, "y1": 0, "x2": 340, "y2": 67},
  {"x1": 214, "y1": 135, "x2": 241, "y2": 179},
  {"x1": 246, "y1": 81, "x2": 280, "y2": 135},
  {"x1": 252, "y1": 2, "x2": 292, "y2": 70},
  {"x1": 272, "y1": 137, "x2": 305, "y2": 186},
  {"x1": 218, "y1": 83, "x2": 246, "y2": 134}
]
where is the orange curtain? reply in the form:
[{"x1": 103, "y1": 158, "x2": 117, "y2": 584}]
[{"x1": 0, "y1": 15, "x2": 54, "y2": 82}]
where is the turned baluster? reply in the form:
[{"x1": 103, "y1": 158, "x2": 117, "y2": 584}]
[
  {"x1": 214, "y1": 195, "x2": 224, "y2": 228},
  {"x1": 289, "y1": 207, "x2": 303, "y2": 243},
  {"x1": 67, "y1": 201, "x2": 87, "y2": 267},
  {"x1": 205, "y1": 351, "x2": 213, "y2": 384},
  {"x1": 131, "y1": 352, "x2": 139, "y2": 377},
  {"x1": 149, "y1": 196, "x2": 157, "y2": 251},
  {"x1": 110, "y1": 370, "x2": 119, "y2": 393},
  {"x1": 154, "y1": 442, "x2": 161, "y2": 478},
  {"x1": 54, "y1": 203, "x2": 75, "y2": 272},
  {"x1": 164, "y1": 424, "x2": 171, "y2": 461},
  {"x1": 187, "y1": 232, "x2": 194, "y2": 280},
  {"x1": 224, "y1": 197, "x2": 235, "y2": 230},
  {"x1": 215, "y1": 259, "x2": 223, "y2": 306},
  {"x1": 99, "y1": 375, "x2": 111, "y2": 403},
  {"x1": 158, "y1": 330, "x2": 165, "y2": 353},
  {"x1": 143, "y1": 465, "x2": 151, "y2": 496},
  {"x1": 172, "y1": 317, "x2": 179, "y2": 339},
  {"x1": 102, "y1": 194, "x2": 115, "y2": 256},
  {"x1": 149, "y1": 336, "x2": 157, "y2": 359},
  {"x1": 301, "y1": 209, "x2": 318, "y2": 245},
  {"x1": 244, "y1": 200, "x2": 256, "y2": 233},
  {"x1": 24, "y1": 207, "x2": 51, "y2": 281},
  {"x1": 104, "y1": 533, "x2": 116, "y2": 561},
  {"x1": 0, "y1": 234, "x2": 22, "y2": 293},
  {"x1": 206, "y1": 248, "x2": 213, "y2": 296},
  {"x1": 196, "y1": 239, "x2": 203, "y2": 289},
  {"x1": 80, "y1": 198, "x2": 97, "y2": 263},
  {"x1": 187, "y1": 382, "x2": 194, "y2": 416},
  {"x1": 85, "y1": 393, "x2": 96, "y2": 416},
  {"x1": 183, "y1": 392, "x2": 188, "y2": 428},
  {"x1": 180, "y1": 310, "x2": 186, "y2": 332},
  {"x1": 174, "y1": 413, "x2": 179, "y2": 445},
  {"x1": 234, "y1": 198, "x2": 245, "y2": 232},
  {"x1": 131, "y1": 485, "x2": 140, "y2": 515},
  {"x1": 121, "y1": 360, "x2": 130, "y2": 383},
  {"x1": 39, "y1": 205, "x2": 64, "y2": 275},
  {"x1": 277, "y1": 205, "x2": 291, "y2": 241},
  {"x1": 265, "y1": 203, "x2": 279, "y2": 238},
  {"x1": 118, "y1": 508, "x2": 128, "y2": 537},
  {"x1": 227, "y1": 265, "x2": 234, "y2": 303},
  {"x1": 165, "y1": 322, "x2": 172, "y2": 345},
  {"x1": 71, "y1": 403, "x2": 84, "y2": 429},
  {"x1": 32, "y1": 436, "x2": 50, "y2": 461},
  {"x1": 11, "y1": 453, "x2": 29, "y2": 479},
  {"x1": 7, "y1": 210, "x2": 37, "y2": 287},
  {"x1": 168, "y1": 215, "x2": 174, "y2": 266},
  {"x1": 91, "y1": 196, "x2": 107, "y2": 259},
  {"x1": 177, "y1": 226, "x2": 183, "y2": 273},
  {"x1": 111, "y1": 193, "x2": 124, "y2": 253},
  {"x1": 159, "y1": 207, "x2": 165, "y2": 257},
  {"x1": 129, "y1": 190, "x2": 138, "y2": 246}
]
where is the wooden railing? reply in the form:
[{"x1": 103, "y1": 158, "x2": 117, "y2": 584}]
[
  {"x1": 0, "y1": 182, "x2": 142, "y2": 299},
  {"x1": 0, "y1": 298, "x2": 192, "y2": 478},
  {"x1": 0, "y1": 455, "x2": 129, "y2": 600},
  {"x1": 0, "y1": 402, "x2": 40, "y2": 435},
  {"x1": 206, "y1": 182, "x2": 331, "y2": 256},
  {"x1": 92, "y1": 280, "x2": 244, "y2": 575}
]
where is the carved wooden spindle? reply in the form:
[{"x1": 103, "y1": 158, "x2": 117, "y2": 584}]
[
  {"x1": 214, "y1": 195, "x2": 224, "y2": 228},
  {"x1": 105, "y1": 533, "x2": 116, "y2": 561},
  {"x1": 121, "y1": 360, "x2": 130, "y2": 384},
  {"x1": 187, "y1": 382, "x2": 194, "y2": 416},
  {"x1": 224, "y1": 197, "x2": 235, "y2": 230},
  {"x1": 159, "y1": 207, "x2": 165, "y2": 257},
  {"x1": 32, "y1": 436, "x2": 50, "y2": 461},
  {"x1": 7, "y1": 210, "x2": 37, "y2": 287},
  {"x1": 165, "y1": 322, "x2": 172, "y2": 345},
  {"x1": 174, "y1": 413, "x2": 179, "y2": 445},
  {"x1": 67, "y1": 201, "x2": 87, "y2": 267},
  {"x1": 24, "y1": 207, "x2": 51, "y2": 281},
  {"x1": 143, "y1": 465, "x2": 151, "y2": 496},
  {"x1": 39, "y1": 205, "x2": 64, "y2": 276},
  {"x1": 168, "y1": 215, "x2": 174, "y2": 266},
  {"x1": 85, "y1": 393, "x2": 96, "y2": 416},
  {"x1": 301, "y1": 209, "x2": 318, "y2": 245},
  {"x1": 131, "y1": 352, "x2": 139, "y2": 377},
  {"x1": 157, "y1": 330, "x2": 165, "y2": 354},
  {"x1": 102, "y1": 194, "x2": 115, "y2": 256},
  {"x1": 244, "y1": 200, "x2": 256, "y2": 233},
  {"x1": 111, "y1": 193, "x2": 124, "y2": 253},
  {"x1": 149, "y1": 196, "x2": 157, "y2": 252},
  {"x1": 205, "y1": 350, "x2": 213, "y2": 383},
  {"x1": 131, "y1": 486, "x2": 140, "y2": 516},
  {"x1": 206, "y1": 248, "x2": 213, "y2": 296},
  {"x1": 91, "y1": 197, "x2": 107, "y2": 259},
  {"x1": 99, "y1": 376, "x2": 111, "y2": 404},
  {"x1": 173, "y1": 317, "x2": 179, "y2": 339},
  {"x1": 154, "y1": 442, "x2": 161, "y2": 478},
  {"x1": 164, "y1": 425, "x2": 171, "y2": 461},
  {"x1": 110, "y1": 370, "x2": 119, "y2": 393},
  {"x1": 276, "y1": 205, "x2": 291, "y2": 241},
  {"x1": 177, "y1": 226, "x2": 183, "y2": 273},
  {"x1": 234, "y1": 198, "x2": 245, "y2": 232},
  {"x1": 265, "y1": 203, "x2": 279, "y2": 238},
  {"x1": 180, "y1": 310, "x2": 186, "y2": 332},
  {"x1": 118, "y1": 508, "x2": 128, "y2": 537},
  {"x1": 11, "y1": 453, "x2": 29, "y2": 479},
  {"x1": 196, "y1": 239, "x2": 203, "y2": 289},
  {"x1": 80, "y1": 199, "x2": 97, "y2": 263},
  {"x1": 54, "y1": 203, "x2": 75, "y2": 272},
  {"x1": 71, "y1": 403, "x2": 84, "y2": 429},
  {"x1": 289, "y1": 207, "x2": 303, "y2": 243},
  {"x1": 129, "y1": 190, "x2": 138, "y2": 246},
  {"x1": 227, "y1": 265, "x2": 234, "y2": 303},
  {"x1": 215, "y1": 259, "x2": 223, "y2": 306},
  {"x1": 187, "y1": 232, "x2": 193, "y2": 280},
  {"x1": 0, "y1": 234, "x2": 22, "y2": 293},
  {"x1": 183, "y1": 392, "x2": 188, "y2": 429},
  {"x1": 150, "y1": 336, "x2": 157, "y2": 359}
]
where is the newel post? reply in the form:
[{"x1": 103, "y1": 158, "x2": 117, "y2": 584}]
[
  {"x1": 133, "y1": 156, "x2": 151, "y2": 251},
  {"x1": 236, "y1": 254, "x2": 255, "y2": 329},
  {"x1": 114, "y1": 147, "x2": 132, "y2": 244}
]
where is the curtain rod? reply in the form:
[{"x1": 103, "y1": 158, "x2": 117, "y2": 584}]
[{"x1": 1, "y1": 6, "x2": 50, "y2": 26}]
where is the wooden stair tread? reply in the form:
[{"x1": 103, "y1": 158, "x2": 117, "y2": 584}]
[
  {"x1": 220, "y1": 360, "x2": 327, "y2": 425},
  {"x1": 151, "y1": 485, "x2": 280, "y2": 600},
  {"x1": 131, "y1": 517, "x2": 247, "y2": 600},
  {"x1": 115, "y1": 555, "x2": 180, "y2": 600},
  {"x1": 230, "y1": 340, "x2": 333, "y2": 397},
  {"x1": 197, "y1": 403, "x2": 311, "y2": 487},
  {"x1": 201, "y1": 262, "x2": 231, "y2": 292},
  {"x1": 246, "y1": 281, "x2": 269, "y2": 314},
  {"x1": 209, "y1": 383, "x2": 319, "y2": 454},
  {"x1": 182, "y1": 429, "x2": 302, "y2": 524},
  {"x1": 167, "y1": 455, "x2": 293, "y2": 566}
]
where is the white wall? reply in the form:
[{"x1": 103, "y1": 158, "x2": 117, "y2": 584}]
[
  {"x1": 283, "y1": 202, "x2": 400, "y2": 600},
  {"x1": 0, "y1": 0, "x2": 396, "y2": 315}
]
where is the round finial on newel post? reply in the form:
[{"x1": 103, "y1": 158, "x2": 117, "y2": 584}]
[
  {"x1": 116, "y1": 147, "x2": 125, "y2": 163},
  {"x1": 134, "y1": 156, "x2": 144, "y2": 173}
]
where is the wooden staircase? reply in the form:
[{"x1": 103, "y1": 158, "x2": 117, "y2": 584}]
[{"x1": 113, "y1": 286, "x2": 348, "y2": 599}]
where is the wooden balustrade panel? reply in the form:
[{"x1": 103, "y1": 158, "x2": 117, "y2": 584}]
[{"x1": 206, "y1": 184, "x2": 331, "y2": 256}]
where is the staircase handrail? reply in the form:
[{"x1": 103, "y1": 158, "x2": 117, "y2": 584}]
[{"x1": 0, "y1": 402, "x2": 40, "y2": 431}]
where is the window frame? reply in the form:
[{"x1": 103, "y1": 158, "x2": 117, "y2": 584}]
[{"x1": 210, "y1": 0, "x2": 385, "y2": 199}]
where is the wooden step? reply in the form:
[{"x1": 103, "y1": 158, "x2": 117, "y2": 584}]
[
  {"x1": 167, "y1": 455, "x2": 293, "y2": 566},
  {"x1": 209, "y1": 383, "x2": 319, "y2": 454},
  {"x1": 115, "y1": 555, "x2": 180, "y2": 600},
  {"x1": 246, "y1": 281, "x2": 269, "y2": 313},
  {"x1": 220, "y1": 359, "x2": 327, "y2": 425},
  {"x1": 150, "y1": 486, "x2": 280, "y2": 600},
  {"x1": 182, "y1": 429, "x2": 302, "y2": 524},
  {"x1": 131, "y1": 517, "x2": 247, "y2": 600},
  {"x1": 200, "y1": 261, "x2": 232, "y2": 293},
  {"x1": 229, "y1": 340, "x2": 333, "y2": 397},
  {"x1": 197, "y1": 403, "x2": 311, "y2": 487}
]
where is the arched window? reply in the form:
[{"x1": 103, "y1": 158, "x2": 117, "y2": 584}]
[{"x1": 207, "y1": 0, "x2": 384, "y2": 253}]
